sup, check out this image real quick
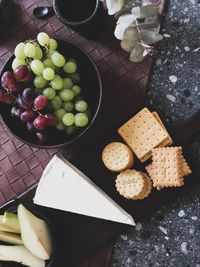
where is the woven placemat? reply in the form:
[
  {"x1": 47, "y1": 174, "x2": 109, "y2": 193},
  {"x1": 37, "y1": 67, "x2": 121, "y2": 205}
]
[{"x1": 0, "y1": 0, "x2": 166, "y2": 266}]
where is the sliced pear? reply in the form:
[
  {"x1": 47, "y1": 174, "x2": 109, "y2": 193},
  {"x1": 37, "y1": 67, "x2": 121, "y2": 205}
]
[
  {"x1": 0, "y1": 216, "x2": 19, "y2": 233},
  {"x1": 0, "y1": 231, "x2": 23, "y2": 245},
  {"x1": 2, "y1": 212, "x2": 20, "y2": 233},
  {"x1": 18, "y1": 204, "x2": 52, "y2": 260},
  {"x1": 0, "y1": 245, "x2": 45, "y2": 267}
]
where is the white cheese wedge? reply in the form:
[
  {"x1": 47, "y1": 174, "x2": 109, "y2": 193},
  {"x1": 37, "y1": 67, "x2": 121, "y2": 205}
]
[{"x1": 34, "y1": 155, "x2": 135, "y2": 226}]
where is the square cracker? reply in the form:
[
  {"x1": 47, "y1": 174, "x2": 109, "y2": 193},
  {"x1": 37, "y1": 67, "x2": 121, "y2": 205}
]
[
  {"x1": 152, "y1": 112, "x2": 173, "y2": 146},
  {"x1": 146, "y1": 147, "x2": 184, "y2": 189},
  {"x1": 118, "y1": 108, "x2": 170, "y2": 162}
]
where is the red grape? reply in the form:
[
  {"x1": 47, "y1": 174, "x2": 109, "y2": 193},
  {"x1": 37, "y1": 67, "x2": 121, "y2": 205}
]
[
  {"x1": 45, "y1": 114, "x2": 58, "y2": 126},
  {"x1": 1, "y1": 71, "x2": 19, "y2": 92},
  {"x1": 27, "y1": 122, "x2": 35, "y2": 133},
  {"x1": 22, "y1": 71, "x2": 34, "y2": 83},
  {"x1": 22, "y1": 88, "x2": 36, "y2": 105},
  {"x1": 40, "y1": 103, "x2": 52, "y2": 114},
  {"x1": 34, "y1": 95, "x2": 48, "y2": 110},
  {"x1": 11, "y1": 106, "x2": 22, "y2": 118},
  {"x1": 16, "y1": 97, "x2": 32, "y2": 110},
  {"x1": 20, "y1": 110, "x2": 35, "y2": 122},
  {"x1": 36, "y1": 132, "x2": 48, "y2": 143},
  {"x1": 33, "y1": 114, "x2": 47, "y2": 130},
  {"x1": 0, "y1": 90, "x2": 14, "y2": 104},
  {"x1": 14, "y1": 65, "x2": 28, "y2": 81}
]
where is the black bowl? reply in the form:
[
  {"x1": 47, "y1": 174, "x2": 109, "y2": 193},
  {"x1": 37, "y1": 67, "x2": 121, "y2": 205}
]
[{"x1": 0, "y1": 40, "x2": 102, "y2": 148}]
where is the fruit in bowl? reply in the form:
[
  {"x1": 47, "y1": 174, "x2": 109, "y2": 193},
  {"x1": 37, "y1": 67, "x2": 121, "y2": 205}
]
[
  {"x1": 0, "y1": 32, "x2": 102, "y2": 147},
  {"x1": 0, "y1": 204, "x2": 52, "y2": 267}
]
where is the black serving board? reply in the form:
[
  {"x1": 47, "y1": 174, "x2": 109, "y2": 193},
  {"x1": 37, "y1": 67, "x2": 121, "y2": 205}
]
[{"x1": 1, "y1": 107, "x2": 200, "y2": 267}]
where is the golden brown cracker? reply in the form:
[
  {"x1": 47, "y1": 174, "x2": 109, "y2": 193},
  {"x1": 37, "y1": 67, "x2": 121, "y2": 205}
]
[
  {"x1": 118, "y1": 108, "x2": 170, "y2": 162},
  {"x1": 146, "y1": 147, "x2": 184, "y2": 189},
  {"x1": 102, "y1": 142, "x2": 134, "y2": 172},
  {"x1": 115, "y1": 169, "x2": 145, "y2": 199}
]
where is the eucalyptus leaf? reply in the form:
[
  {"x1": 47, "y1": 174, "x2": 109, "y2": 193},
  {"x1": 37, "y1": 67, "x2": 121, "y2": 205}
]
[
  {"x1": 121, "y1": 27, "x2": 139, "y2": 52},
  {"x1": 131, "y1": 4, "x2": 158, "y2": 18},
  {"x1": 129, "y1": 44, "x2": 145, "y2": 62},
  {"x1": 114, "y1": 6, "x2": 133, "y2": 19},
  {"x1": 106, "y1": 0, "x2": 125, "y2": 15},
  {"x1": 140, "y1": 30, "x2": 163, "y2": 44},
  {"x1": 114, "y1": 14, "x2": 136, "y2": 40}
]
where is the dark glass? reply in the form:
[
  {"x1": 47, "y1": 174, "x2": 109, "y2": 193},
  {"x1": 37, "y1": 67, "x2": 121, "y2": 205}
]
[{"x1": 53, "y1": 0, "x2": 106, "y2": 39}]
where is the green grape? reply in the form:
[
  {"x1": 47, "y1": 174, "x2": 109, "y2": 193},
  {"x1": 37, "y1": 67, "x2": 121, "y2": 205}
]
[
  {"x1": 43, "y1": 67, "x2": 55, "y2": 80},
  {"x1": 14, "y1": 42, "x2": 26, "y2": 59},
  {"x1": 24, "y1": 42, "x2": 36, "y2": 58},
  {"x1": 51, "y1": 51, "x2": 65, "y2": 67},
  {"x1": 63, "y1": 113, "x2": 75, "y2": 126},
  {"x1": 12, "y1": 58, "x2": 26, "y2": 70},
  {"x1": 37, "y1": 32, "x2": 50, "y2": 46},
  {"x1": 68, "y1": 58, "x2": 77, "y2": 64},
  {"x1": 56, "y1": 121, "x2": 65, "y2": 131},
  {"x1": 63, "y1": 78, "x2": 73, "y2": 89},
  {"x1": 50, "y1": 74, "x2": 63, "y2": 90},
  {"x1": 72, "y1": 85, "x2": 81, "y2": 96},
  {"x1": 51, "y1": 95, "x2": 62, "y2": 110},
  {"x1": 63, "y1": 61, "x2": 77, "y2": 74},
  {"x1": 49, "y1": 38, "x2": 58, "y2": 51},
  {"x1": 68, "y1": 72, "x2": 80, "y2": 83},
  {"x1": 30, "y1": 59, "x2": 44, "y2": 75},
  {"x1": 63, "y1": 101, "x2": 73, "y2": 112},
  {"x1": 75, "y1": 100, "x2": 88, "y2": 112},
  {"x1": 75, "y1": 113, "x2": 88, "y2": 127},
  {"x1": 59, "y1": 89, "x2": 74, "y2": 102},
  {"x1": 43, "y1": 58, "x2": 55, "y2": 69},
  {"x1": 43, "y1": 87, "x2": 56, "y2": 100},
  {"x1": 65, "y1": 125, "x2": 76, "y2": 135},
  {"x1": 34, "y1": 47, "x2": 43, "y2": 60},
  {"x1": 33, "y1": 76, "x2": 47, "y2": 89},
  {"x1": 54, "y1": 108, "x2": 66, "y2": 120}
]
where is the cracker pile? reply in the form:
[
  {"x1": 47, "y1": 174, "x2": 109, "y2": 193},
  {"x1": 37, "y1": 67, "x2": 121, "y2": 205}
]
[
  {"x1": 146, "y1": 147, "x2": 192, "y2": 190},
  {"x1": 116, "y1": 170, "x2": 152, "y2": 200},
  {"x1": 101, "y1": 107, "x2": 192, "y2": 201},
  {"x1": 118, "y1": 108, "x2": 172, "y2": 162}
]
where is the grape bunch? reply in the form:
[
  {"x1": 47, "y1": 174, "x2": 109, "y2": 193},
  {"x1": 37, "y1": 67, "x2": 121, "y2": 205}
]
[{"x1": 0, "y1": 32, "x2": 90, "y2": 143}]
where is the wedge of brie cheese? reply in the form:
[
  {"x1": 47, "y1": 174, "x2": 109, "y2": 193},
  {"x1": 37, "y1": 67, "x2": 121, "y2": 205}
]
[{"x1": 34, "y1": 155, "x2": 135, "y2": 226}]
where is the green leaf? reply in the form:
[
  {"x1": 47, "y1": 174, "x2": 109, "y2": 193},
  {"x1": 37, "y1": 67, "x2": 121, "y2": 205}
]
[
  {"x1": 129, "y1": 44, "x2": 145, "y2": 63},
  {"x1": 131, "y1": 4, "x2": 158, "y2": 18},
  {"x1": 121, "y1": 27, "x2": 139, "y2": 52},
  {"x1": 140, "y1": 5, "x2": 158, "y2": 17},
  {"x1": 140, "y1": 30, "x2": 163, "y2": 44},
  {"x1": 106, "y1": 0, "x2": 125, "y2": 15},
  {"x1": 114, "y1": 14, "x2": 136, "y2": 40}
]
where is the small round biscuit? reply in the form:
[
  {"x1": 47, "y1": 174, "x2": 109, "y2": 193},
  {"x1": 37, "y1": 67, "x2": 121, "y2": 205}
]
[
  {"x1": 132, "y1": 173, "x2": 152, "y2": 200},
  {"x1": 102, "y1": 142, "x2": 134, "y2": 172},
  {"x1": 115, "y1": 169, "x2": 145, "y2": 199}
]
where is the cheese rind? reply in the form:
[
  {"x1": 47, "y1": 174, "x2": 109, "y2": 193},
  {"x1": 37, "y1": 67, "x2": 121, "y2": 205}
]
[{"x1": 34, "y1": 155, "x2": 135, "y2": 226}]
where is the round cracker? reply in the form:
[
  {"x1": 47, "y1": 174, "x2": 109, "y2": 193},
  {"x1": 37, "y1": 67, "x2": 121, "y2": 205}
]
[
  {"x1": 115, "y1": 169, "x2": 145, "y2": 199},
  {"x1": 102, "y1": 142, "x2": 134, "y2": 172}
]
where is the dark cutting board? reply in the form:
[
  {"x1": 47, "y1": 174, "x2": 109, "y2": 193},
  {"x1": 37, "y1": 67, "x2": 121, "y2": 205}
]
[{"x1": 1, "y1": 106, "x2": 200, "y2": 267}]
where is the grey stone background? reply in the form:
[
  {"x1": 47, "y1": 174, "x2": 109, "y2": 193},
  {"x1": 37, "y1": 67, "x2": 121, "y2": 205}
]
[{"x1": 112, "y1": 0, "x2": 200, "y2": 266}]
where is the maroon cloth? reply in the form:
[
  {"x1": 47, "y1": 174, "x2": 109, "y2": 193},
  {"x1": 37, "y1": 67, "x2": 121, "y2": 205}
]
[{"x1": 0, "y1": 0, "x2": 166, "y2": 266}]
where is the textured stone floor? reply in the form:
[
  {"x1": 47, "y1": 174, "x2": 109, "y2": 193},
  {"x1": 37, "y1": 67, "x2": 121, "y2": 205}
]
[{"x1": 112, "y1": 0, "x2": 200, "y2": 266}]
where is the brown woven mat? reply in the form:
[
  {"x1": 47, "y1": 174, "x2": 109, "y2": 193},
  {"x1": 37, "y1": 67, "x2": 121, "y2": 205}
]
[{"x1": 0, "y1": 0, "x2": 166, "y2": 266}]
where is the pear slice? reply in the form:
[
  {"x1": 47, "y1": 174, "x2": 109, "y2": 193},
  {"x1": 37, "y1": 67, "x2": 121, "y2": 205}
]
[
  {"x1": 0, "y1": 215, "x2": 19, "y2": 233},
  {"x1": 18, "y1": 204, "x2": 52, "y2": 260},
  {"x1": 2, "y1": 212, "x2": 20, "y2": 233},
  {"x1": 0, "y1": 245, "x2": 45, "y2": 267},
  {"x1": 0, "y1": 231, "x2": 23, "y2": 245}
]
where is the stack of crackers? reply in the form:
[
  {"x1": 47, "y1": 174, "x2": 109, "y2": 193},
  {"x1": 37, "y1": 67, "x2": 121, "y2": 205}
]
[
  {"x1": 146, "y1": 147, "x2": 191, "y2": 190},
  {"x1": 118, "y1": 108, "x2": 173, "y2": 162},
  {"x1": 102, "y1": 107, "x2": 192, "y2": 201}
]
